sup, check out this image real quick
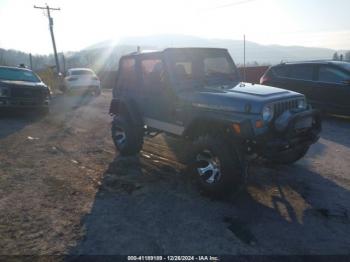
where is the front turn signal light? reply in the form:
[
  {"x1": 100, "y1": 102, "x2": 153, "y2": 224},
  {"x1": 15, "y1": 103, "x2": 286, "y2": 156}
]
[
  {"x1": 232, "y1": 123, "x2": 241, "y2": 134},
  {"x1": 255, "y1": 120, "x2": 264, "y2": 128}
]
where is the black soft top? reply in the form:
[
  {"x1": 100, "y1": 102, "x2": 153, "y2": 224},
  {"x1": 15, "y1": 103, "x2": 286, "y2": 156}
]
[{"x1": 121, "y1": 47, "x2": 229, "y2": 59}]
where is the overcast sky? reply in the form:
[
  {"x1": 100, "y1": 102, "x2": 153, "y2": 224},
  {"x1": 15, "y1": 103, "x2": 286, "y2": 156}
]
[{"x1": 0, "y1": 0, "x2": 349, "y2": 54}]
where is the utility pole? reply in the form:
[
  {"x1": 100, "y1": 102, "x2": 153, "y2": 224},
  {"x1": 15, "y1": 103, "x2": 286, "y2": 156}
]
[
  {"x1": 34, "y1": 4, "x2": 61, "y2": 74},
  {"x1": 61, "y1": 53, "x2": 66, "y2": 74},
  {"x1": 29, "y1": 53, "x2": 33, "y2": 70}
]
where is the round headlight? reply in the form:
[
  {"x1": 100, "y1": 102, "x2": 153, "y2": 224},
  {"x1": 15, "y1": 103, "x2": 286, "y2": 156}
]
[
  {"x1": 262, "y1": 104, "x2": 274, "y2": 122},
  {"x1": 297, "y1": 98, "x2": 307, "y2": 109}
]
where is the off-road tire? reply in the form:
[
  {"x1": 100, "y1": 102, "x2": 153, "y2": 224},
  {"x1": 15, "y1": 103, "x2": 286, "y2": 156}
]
[
  {"x1": 111, "y1": 115, "x2": 143, "y2": 156},
  {"x1": 189, "y1": 135, "x2": 246, "y2": 197},
  {"x1": 270, "y1": 145, "x2": 310, "y2": 165},
  {"x1": 37, "y1": 107, "x2": 50, "y2": 116}
]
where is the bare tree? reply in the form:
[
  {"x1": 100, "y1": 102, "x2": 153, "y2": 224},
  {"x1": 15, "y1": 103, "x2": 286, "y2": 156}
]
[{"x1": 332, "y1": 52, "x2": 339, "y2": 61}]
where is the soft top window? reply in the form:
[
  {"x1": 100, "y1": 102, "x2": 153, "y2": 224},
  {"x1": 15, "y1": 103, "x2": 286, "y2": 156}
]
[
  {"x1": 204, "y1": 56, "x2": 231, "y2": 75},
  {"x1": 166, "y1": 49, "x2": 239, "y2": 84},
  {"x1": 141, "y1": 58, "x2": 165, "y2": 89},
  {"x1": 0, "y1": 68, "x2": 40, "y2": 82},
  {"x1": 117, "y1": 58, "x2": 137, "y2": 90}
]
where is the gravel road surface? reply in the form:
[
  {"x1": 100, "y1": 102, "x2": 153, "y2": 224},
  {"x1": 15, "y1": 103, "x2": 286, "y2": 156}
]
[{"x1": 0, "y1": 90, "x2": 349, "y2": 255}]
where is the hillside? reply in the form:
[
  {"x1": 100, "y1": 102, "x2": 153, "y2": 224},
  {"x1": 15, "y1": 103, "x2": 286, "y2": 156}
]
[{"x1": 0, "y1": 34, "x2": 348, "y2": 71}]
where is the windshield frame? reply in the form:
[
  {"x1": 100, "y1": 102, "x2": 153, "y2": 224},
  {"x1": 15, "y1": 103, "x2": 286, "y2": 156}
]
[{"x1": 0, "y1": 67, "x2": 41, "y2": 83}]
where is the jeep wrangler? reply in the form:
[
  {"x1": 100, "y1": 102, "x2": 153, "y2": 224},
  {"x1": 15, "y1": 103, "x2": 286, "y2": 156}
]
[{"x1": 109, "y1": 48, "x2": 321, "y2": 195}]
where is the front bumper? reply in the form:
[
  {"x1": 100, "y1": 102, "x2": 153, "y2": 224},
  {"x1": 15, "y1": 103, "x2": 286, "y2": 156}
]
[
  {"x1": 253, "y1": 109, "x2": 321, "y2": 157},
  {"x1": 0, "y1": 97, "x2": 50, "y2": 109},
  {"x1": 65, "y1": 85, "x2": 100, "y2": 94}
]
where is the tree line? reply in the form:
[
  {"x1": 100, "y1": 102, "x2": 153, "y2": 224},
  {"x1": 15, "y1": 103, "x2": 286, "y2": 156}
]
[{"x1": 332, "y1": 51, "x2": 350, "y2": 61}]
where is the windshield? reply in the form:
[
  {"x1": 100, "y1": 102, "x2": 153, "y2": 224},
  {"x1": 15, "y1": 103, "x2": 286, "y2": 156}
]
[
  {"x1": 0, "y1": 68, "x2": 41, "y2": 83},
  {"x1": 339, "y1": 63, "x2": 350, "y2": 72},
  {"x1": 166, "y1": 49, "x2": 239, "y2": 87},
  {"x1": 70, "y1": 70, "x2": 94, "y2": 76}
]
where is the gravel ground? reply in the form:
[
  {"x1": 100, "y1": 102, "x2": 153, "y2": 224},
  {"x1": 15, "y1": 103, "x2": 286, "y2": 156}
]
[{"x1": 0, "y1": 90, "x2": 349, "y2": 255}]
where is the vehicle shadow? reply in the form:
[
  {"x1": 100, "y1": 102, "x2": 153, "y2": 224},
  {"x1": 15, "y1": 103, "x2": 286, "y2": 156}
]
[
  {"x1": 51, "y1": 92, "x2": 95, "y2": 112},
  {"x1": 69, "y1": 152, "x2": 350, "y2": 255},
  {"x1": 320, "y1": 115, "x2": 350, "y2": 148},
  {"x1": 0, "y1": 110, "x2": 43, "y2": 140},
  {"x1": 0, "y1": 93, "x2": 96, "y2": 140}
]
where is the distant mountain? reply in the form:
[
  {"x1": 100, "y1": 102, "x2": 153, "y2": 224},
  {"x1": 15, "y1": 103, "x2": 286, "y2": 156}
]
[{"x1": 86, "y1": 34, "x2": 343, "y2": 65}]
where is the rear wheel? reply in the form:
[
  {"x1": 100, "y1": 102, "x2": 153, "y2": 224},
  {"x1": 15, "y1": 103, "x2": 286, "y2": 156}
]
[
  {"x1": 190, "y1": 135, "x2": 246, "y2": 196},
  {"x1": 111, "y1": 115, "x2": 143, "y2": 156}
]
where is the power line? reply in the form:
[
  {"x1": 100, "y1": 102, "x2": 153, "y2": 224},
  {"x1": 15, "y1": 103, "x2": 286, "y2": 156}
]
[
  {"x1": 34, "y1": 4, "x2": 61, "y2": 74},
  {"x1": 210, "y1": 0, "x2": 257, "y2": 9}
]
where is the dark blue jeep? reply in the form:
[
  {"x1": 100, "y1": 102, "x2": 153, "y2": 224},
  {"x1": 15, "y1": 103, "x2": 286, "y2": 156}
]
[{"x1": 109, "y1": 48, "x2": 321, "y2": 196}]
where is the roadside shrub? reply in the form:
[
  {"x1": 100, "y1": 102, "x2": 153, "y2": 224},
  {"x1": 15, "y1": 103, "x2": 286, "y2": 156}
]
[{"x1": 37, "y1": 67, "x2": 63, "y2": 94}]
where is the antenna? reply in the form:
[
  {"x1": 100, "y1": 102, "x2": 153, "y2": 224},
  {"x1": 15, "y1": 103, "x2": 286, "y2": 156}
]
[{"x1": 243, "y1": 34, "x2": 246, "y2": 82}]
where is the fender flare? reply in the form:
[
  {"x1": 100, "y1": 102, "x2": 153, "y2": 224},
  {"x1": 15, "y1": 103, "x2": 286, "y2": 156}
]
[{"x1": 183, "y1": 115, "x2": 254, "y2": 139}]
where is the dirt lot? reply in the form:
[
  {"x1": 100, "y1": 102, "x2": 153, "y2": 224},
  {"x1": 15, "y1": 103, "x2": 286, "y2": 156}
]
[{"x1": 0, "y1": 90, "x2": 349, "y2": 255}]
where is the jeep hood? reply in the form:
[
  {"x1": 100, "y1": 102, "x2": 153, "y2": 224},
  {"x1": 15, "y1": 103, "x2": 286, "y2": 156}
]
[{"x1": 179, "y1": 82, "x2": 303, "y2": 114}]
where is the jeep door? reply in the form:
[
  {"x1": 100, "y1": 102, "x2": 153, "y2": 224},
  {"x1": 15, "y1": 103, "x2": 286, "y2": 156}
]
[
  {"x1": 139, "y1": 55, "x2": 183, "y2": 134},
  {"x1": 313, "y1": 65, "x2": 350, "y2": 114}
]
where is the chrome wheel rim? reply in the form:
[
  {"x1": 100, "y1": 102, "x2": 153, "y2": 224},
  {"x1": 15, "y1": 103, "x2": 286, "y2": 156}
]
[
  {"x1": 113, "y1": 127, "x2": 126, "y2": 148},
  {"x1": 196, "y1": 150, "x2": 222, "y2": 184}
]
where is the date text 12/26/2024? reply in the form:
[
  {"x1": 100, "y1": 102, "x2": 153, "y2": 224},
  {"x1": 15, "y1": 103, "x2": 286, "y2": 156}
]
[{"x1": 127, "y1": 256, "x2": 220, "y2": 261}]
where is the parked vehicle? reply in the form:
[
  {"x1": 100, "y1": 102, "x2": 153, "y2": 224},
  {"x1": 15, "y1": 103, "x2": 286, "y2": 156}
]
[
  {"x1": 63, "y1": 68, "x2": 101, "y2": 96},
  {"x1": 109, "y1": 48, "x2": 321, "y2": 196},
  {"x1": 260, "y1": 61, "x2": 350, "y2": 116},
  {"x1": 0, "y1": 66, "x2": 51, "y2": 113}
]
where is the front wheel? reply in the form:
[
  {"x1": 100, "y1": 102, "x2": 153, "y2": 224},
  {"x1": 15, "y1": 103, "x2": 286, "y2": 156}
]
[
  {"x1": 189, "y1": 135, "x2": 246, "y2": 197},
  {"x1": 111, "y1": 115, "x2": 143, "y2": 156},
  {"x1": 37, "y1": 107, "x2": 50, "y2": 116}
]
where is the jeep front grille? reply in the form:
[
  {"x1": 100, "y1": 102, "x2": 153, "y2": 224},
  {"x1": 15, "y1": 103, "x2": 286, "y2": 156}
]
[{"x1": 273, "y1": 99, "x2": 299, "y2": 118}]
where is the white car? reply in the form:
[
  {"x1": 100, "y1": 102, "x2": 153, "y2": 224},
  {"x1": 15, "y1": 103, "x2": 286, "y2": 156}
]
[{"x1": 63, "y1": 68, "x2": 101, "y2": 95}]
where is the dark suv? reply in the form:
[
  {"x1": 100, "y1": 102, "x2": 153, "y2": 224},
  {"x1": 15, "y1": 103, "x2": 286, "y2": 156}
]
[
  {"x1": 0, "y1": 66, "x2": 51, "y2": 113},
  {"x1": 260, "y1": 61, "x2": 350, "y2": 116},
  {"x1": 109, "y1": 48, "x2": 321, "y2": 196}
]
